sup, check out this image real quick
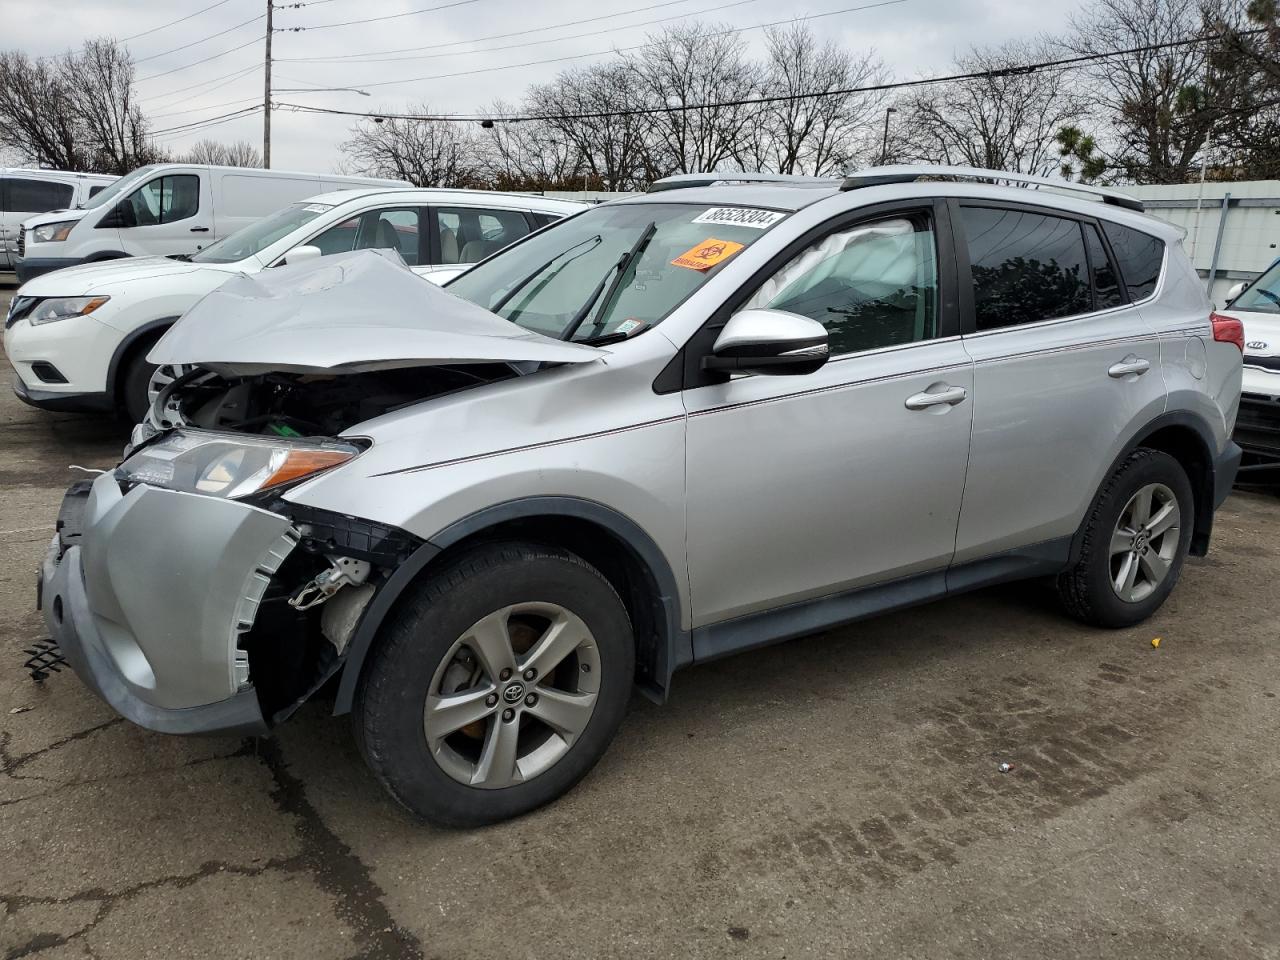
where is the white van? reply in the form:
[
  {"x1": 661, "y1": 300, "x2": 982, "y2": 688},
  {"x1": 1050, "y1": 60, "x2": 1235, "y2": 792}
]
[
  {"x1": 13, "y1": 163, "x2": 408, "y2": 283},
  {"x1": 1, "y1": 169, "x2": 117, "y2": 276}
]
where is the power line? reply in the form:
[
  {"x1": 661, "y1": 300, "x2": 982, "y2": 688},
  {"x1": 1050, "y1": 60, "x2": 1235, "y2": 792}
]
[
  {"x1": 133, "y1": 13, "x2": 265, "y2": 64},
  {"x1": 279, "y1": 0, "x2": 768, "y2": 65},
  {"x1": 149, "y1": 95, "x2": 261, "y2": 121},
  {"x1": 275, "y1": 0, "x2": 481, "y2": 32},
  {"x1": 277, "y1": 0, "x2": 725, "y2": 62},
  {"x1": 274, "y1": 28, "x2": 1268, "y2": 125},
  {"x1": 136, "y1": 35, "x2": 263, "y2": 82},
  {"x1": 317, "y1": 0, "x2": 908, "y2": 91},
  {"x1": 151, "y1": 104, "x2": 263, "y2": 137},
  {"x1": 120, "y1": 0, "x2": 237, "y2": 42},
  {"x1": 139, "y1": 62, "x2": 262, "y2": 105}
]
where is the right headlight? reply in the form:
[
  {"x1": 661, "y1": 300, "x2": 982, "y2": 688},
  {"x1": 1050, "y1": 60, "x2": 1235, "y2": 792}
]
[
  {"x1": 118, "y1": 430, "x2": 363, "y2": 500},
  {"x1": 32, "y1": 221, "x2": 77, "y2": 243},
  {"x1": 27, "y1": 296, "x2": 110, "y2": 326}
]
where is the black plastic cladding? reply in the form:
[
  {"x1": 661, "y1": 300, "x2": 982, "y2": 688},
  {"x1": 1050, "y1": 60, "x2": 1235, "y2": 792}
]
[{"x1": 268, "y1": 501, "x2": 424, "y2": 567}]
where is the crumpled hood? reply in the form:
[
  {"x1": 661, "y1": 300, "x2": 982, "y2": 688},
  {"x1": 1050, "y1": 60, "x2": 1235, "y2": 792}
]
[
  {"x1": 147, "y1": 248, "x2": 604, "y2": 374},
  {"x1": 17, "y1": 255, "x2": 241, "y2": 297}
]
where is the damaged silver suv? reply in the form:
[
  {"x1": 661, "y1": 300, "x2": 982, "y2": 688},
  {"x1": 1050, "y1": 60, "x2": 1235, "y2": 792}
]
[{"x1": 38, "y1": 167, "x2": 1243, "y2": 826}]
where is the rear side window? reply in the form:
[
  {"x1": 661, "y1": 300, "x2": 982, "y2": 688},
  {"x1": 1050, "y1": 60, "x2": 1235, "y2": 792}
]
[
  {"x1": 4, "y1": 178, "x2": 74, "y2": 213},
  {"x1": 88, "y1": 185, "x2": 107, "y2": 198},
  {"x1": 959, "y1": 207, "x2": 1091, "y2": 330},
  {"x1": 1100, "y1": 222, "x2": 1164, "y2": 301},
  {"x1": 1083, "y1": 223, "x2": 1124, "y2": 310},
  {"x1": 435, "y1": 206, "x2": 533, "y2": 265}
]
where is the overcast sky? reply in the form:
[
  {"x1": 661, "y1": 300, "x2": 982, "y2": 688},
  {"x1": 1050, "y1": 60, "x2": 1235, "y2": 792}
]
[{"x1": 7, "y1": 0, "x2": 1076, "y2": 172}]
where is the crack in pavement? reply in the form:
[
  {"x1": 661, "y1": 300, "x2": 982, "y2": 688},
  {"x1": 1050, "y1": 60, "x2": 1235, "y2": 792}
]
[
  {"x1": 0, "y1": 720, "x2": 123, "y2": 780},
  {"x1": 253, "y1": 738, "x2": 425, "y2": 960},
  {"x1": 2, "y1": 858, "x2": 296, "y2": 959}
]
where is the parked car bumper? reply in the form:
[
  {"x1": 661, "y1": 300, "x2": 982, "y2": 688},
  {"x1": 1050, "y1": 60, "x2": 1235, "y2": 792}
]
[
  {"x1": 13, "y1": 255, "x2": 84, "y2": 284},
  {"x1": 36, "y1": 473, "x2": 301, "y2": 736},
  {"x1": 1233, "y1": 392, "x2": 1280, "y2": 464},
  {"x1": 12, "y1": 374, "x2": 112, "y2": 413}
]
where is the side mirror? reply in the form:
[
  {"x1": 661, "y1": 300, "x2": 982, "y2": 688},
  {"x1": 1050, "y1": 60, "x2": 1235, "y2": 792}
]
[
  {"x1": 703, "y1": 309, "x2": 829, "y2": 376},
  {"x1": 1225, "y1": 281, "x2": 1246, "y2": 304},
  {"x1": 281, "y1": 244, "x2": 322, "y2": 266}
]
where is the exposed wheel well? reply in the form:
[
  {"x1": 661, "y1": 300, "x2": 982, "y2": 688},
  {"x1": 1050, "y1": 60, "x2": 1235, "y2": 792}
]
[
  {"x1": 1133, "y1": 423, "x2": 1213, "y2": 555},
  {"x1": 426, "y1": 516, "x2": 669, "y2": 696},
  {"x1": 107, "y1": 321, "x2": 175, "y2": 412}
]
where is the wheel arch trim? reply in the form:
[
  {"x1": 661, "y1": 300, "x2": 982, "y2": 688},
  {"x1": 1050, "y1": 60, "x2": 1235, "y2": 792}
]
[
  {"x1": 1076, "y1": 410, "x2": 1224, "y2": 561},
  {"x1": 105, "y1": 316, "x2": 179, "y2": 407},
  {"x1": 331, "y1": 496, "x2": 690, "y2": 715}
]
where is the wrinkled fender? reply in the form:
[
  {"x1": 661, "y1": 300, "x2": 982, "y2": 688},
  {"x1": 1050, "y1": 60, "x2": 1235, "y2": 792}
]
[{"x1": 331, "y1": 496, "x2": 690, "y2": 715}]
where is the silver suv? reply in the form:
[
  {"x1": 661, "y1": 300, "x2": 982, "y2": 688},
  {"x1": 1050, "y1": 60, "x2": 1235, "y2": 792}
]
[{"x1": 38, "y1": 166, "x2": 1243, "y2": 826}]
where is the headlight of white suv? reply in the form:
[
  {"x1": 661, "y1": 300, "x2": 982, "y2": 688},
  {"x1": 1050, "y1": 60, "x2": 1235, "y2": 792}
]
[
  {"x1": 117, "y1": 430, "x2": 362, "y2": 500},
  {"x1": 27, "y1": 296, "x2": 111, "y2": 326},
  {"x1": 31, "y1": 221, "x2": 77, "y2": 243}
]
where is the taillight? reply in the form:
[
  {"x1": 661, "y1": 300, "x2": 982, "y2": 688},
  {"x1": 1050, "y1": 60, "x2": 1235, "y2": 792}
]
[{"x1": 1211, "y1": 312, "x2": 1245, "y2": 352}]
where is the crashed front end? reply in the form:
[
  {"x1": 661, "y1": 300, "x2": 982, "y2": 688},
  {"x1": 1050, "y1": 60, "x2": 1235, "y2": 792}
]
[
  {"x1": 39, "y1": 433, "x2": 420, "y2": 735},
  {"x1": 36, "y1": 249, "x2": 604, "y2": 735}
]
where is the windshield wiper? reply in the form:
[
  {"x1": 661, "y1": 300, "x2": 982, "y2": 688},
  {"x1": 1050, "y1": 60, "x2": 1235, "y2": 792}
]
[
  {"x1": 560, "y1": 221, "x2": 657, "y2": 341},
  {"x1": 491, "y1": 235, "x2": 602, "y2": 315}
]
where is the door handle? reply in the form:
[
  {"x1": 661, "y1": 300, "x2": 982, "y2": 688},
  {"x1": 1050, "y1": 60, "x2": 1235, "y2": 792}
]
[
  {"x1": 904, "y1": 385, "x2": 967, "y2": 410},
  {"x1": 1108, "y1": 356, "x2": 1150, "y2": 378},
  {"x1": 190, "y1": 227, "x2": 210, "y2": 233}
]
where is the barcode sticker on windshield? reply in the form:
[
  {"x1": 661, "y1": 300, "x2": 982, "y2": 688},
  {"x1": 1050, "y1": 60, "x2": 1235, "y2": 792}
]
[{"x1": 691, "y1": 207, "x2": 785, "y2": 229}]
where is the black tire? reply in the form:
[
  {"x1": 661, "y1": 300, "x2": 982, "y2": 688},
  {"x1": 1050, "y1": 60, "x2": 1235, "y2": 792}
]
[
  {"x1": 353, "y1": 541, "x2": 635, "y2": 827},
  {"x1": 1056, "y1": 448, "x2": 1195, "y2": 628},
  {"x1": 120, "y1": 345, "x2": 160, "y2": 425}
]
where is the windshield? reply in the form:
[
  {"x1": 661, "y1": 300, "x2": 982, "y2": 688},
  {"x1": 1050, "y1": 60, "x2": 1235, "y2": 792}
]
[
  {"x1": 1232, "y1": 259, "x2": 1280, "y2": 314},
  {"x1": 78, "y1": 165, "x2": 155, "y2": 210},
  {"x1": 447, "y1": 202, "x2": 785, "y2": 342},
  {"x1": 191, "y1": 202, "x2": 335, "y2": 264}
]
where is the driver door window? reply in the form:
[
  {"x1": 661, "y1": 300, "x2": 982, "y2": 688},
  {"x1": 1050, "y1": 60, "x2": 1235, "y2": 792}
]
[
  {"x1": 743, "y1": 215, "x2": 939, "y2": 356},
  {"x1": 128, "y1": 175, "x2": 200, "y2": 225}
]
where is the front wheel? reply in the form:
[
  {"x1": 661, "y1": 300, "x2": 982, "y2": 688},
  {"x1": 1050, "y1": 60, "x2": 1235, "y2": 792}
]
[
  {"x1": 1057, "y1": 448, "x2": 1195, "y2": 628},
  {"x1": 353, "y1": 542, "x2": 634, "y2": 827}
]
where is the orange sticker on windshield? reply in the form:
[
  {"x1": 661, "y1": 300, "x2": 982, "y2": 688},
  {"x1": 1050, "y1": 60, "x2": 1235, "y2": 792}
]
[{"x1": 671, "y1": 238, "x2": 745, "y2": 271}]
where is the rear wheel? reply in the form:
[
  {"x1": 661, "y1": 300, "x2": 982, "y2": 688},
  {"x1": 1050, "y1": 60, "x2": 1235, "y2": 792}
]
[
  {"x1": 1057, "y1": 449, "x2": 1194, "y2": 627},
  {"x1": 353, "y1": 541, "x2": 634, "y2": 827}
]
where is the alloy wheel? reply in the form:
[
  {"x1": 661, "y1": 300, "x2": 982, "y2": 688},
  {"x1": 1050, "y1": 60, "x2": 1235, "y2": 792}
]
[
  {"x1": 1109, "y1": 481, "x2": 1180, "y2": 603},
  {"x1": 423, "y1": 602, "x2": 601, "y2": 789}
]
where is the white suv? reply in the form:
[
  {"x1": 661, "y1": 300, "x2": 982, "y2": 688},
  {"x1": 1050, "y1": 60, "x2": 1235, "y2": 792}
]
[
  {"x1": 5, "y1": 188, "x2": 585, "y2": 422},
  {"x1": 37, "y1": 167, "x2": 1242, "y2": 827}
]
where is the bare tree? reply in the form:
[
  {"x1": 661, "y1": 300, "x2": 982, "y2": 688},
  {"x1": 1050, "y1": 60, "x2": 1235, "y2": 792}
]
[
  {"x1": 477, "y1": 101, "x2": 583, "y2": 191},
  {"x1": 626, "y1": 23, "x2": 762, "y2": 175},
  {"x1": 341, "y1": 106, "x2": 482, "y2": 186},
  {"x1": 526, "y1": 63, "x2": 651, "y2": 189},
  {"x1": 740, "y1": 24, "x2": 886, "y2": 175},
  {"x1": 184, "y1": 139, "x2": 262, "y2": 167},
  {"x1": 0, "y1": 51, "x2": 88, "y2": 170},
  {"x1": 0, "y1": 39, "x2": 160, "y2": 173},
  {"x1": 1062, "y1": 0, "x2": 1218, "y2": 182},
  {"x1": 1203, "y1": 0, "x2": 1280, "y2": 178},
  {"x1": 895, "y1": 41, "x2": 1085, "y2": 175},
  {"x1": 67, "y1": 39, "x2": 155, "y2": 173}
]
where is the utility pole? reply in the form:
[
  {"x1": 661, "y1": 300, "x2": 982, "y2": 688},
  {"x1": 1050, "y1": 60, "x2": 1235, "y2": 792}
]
[{"x1": 263, "y1": 0, "x2": 273, "y2": 168}]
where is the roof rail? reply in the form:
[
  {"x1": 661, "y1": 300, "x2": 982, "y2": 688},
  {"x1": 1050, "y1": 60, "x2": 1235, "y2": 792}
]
[
  {"x1": 840, "y1": 165, "x2": 1145, "y2": 213},
  {"x1": 647, "y1": 172, "x2": 840, "y2": 193}
]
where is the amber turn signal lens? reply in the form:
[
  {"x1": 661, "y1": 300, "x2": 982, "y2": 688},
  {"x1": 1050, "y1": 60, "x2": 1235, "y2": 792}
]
[{"x1": 261, "y1": 449, "x2": 354, "y2": 491}]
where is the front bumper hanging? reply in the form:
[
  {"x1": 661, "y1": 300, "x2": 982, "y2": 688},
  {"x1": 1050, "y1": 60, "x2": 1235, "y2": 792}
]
[{"x1": 37, "y1": 473, "x2": 299, "y2": 736}]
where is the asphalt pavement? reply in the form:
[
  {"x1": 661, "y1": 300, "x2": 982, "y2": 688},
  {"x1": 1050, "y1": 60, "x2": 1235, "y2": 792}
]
[{"x1": 2, "y1": 282, "x2": 1278, "y2": 959}]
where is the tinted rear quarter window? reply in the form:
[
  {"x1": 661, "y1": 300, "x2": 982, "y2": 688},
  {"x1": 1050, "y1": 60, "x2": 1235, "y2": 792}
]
[
  {"x1": 1101, "y1": 222, "x2": 1164, "y2": 301},
  {"x1": 6, "y1": 178, "x2": 74, "y2": 213},
  {"x1": 960, "y1": 206, "x2": 1091, "y2": 330},
  {"x1": 1083, "y1": 223, "x2": 1124, "y2": 310}
]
